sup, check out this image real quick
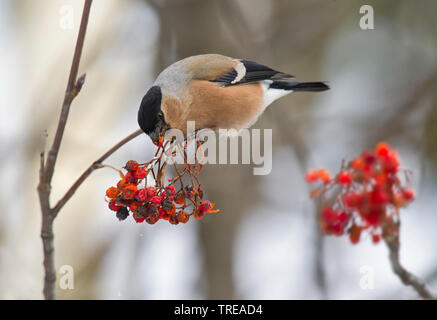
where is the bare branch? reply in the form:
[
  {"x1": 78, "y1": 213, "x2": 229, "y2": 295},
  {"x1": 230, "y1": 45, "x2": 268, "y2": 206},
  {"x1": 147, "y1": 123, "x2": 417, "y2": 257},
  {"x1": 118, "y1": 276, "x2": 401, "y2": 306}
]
[
  {"x1": 43, "y1": 0, "x2": 92, "y2": 183},
  {"x1": 37, "y1": 0, "x2": 93, "y2": 300},
  {"x1": 385, "y1": 234, "x2": 436, "y2": 300}
]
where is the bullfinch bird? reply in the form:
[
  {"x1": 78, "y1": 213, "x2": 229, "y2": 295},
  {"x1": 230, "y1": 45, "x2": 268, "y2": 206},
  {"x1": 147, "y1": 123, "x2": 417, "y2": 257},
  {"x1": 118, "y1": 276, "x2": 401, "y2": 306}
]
[{"x1": 138, "y1": 54, "x2": 329, "y2": 145}]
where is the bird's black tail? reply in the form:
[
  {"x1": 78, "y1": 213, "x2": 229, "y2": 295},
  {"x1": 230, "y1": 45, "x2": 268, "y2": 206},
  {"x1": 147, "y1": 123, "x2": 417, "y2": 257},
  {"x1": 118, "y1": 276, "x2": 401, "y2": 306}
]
[{"x1": 270, "y1": 81, "x2": 329, "y2": 92}]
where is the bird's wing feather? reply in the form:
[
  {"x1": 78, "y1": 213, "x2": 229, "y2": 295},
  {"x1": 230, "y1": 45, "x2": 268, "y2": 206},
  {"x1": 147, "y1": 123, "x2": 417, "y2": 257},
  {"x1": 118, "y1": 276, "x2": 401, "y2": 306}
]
[{"x1": 210, "y1": 59, "x2": 294, "y2": 86}]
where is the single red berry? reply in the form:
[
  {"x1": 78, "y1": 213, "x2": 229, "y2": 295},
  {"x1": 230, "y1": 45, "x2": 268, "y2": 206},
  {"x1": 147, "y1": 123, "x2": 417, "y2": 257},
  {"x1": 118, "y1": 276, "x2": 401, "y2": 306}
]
[
  {"x1": 305, "y1": 170, "x2": 319, "y2": 183},
  {"x1": 166, "y1": 185, "x2": 176, "y2": 197},
  {"x1": 381, "y1": 151, "x2": 400, "y2": 173},
  {"x1": 175, "y1": 192, "x2": 186, "y2": 205},
  {"x1": 146, "y1": 214, "x2": 159, "y2": 225},
  {"x1": 375, "y1": 142, "x2": 391, "y2": 158},
  {"x1": 159, "y1": 208, "x2": 171, "y2": 220},
  {"x1": 106, "y1": 187, "x2": 119, "y2": 199},
  {"x1": 369, "y1": 188, "x2": 389, "y2": 205},
  {"x1": 108, "y1": 200, "x2": 122, "y2": 212},
  {"x1": 343, "y1": 192, "x2": 363, "y2": 208},
  {"x1": 177, "y1": 210, "x2": 189, "y2": 223},
  {"x1": 151, "y1": 196, "x2": 162, "y2": 205},
  {"x1": 199, "y1": 200, "x2": 212, "y2": 213},
  {"x1": 133, "y1": 211, "x2": 146, "y2": 223},
  {"x1": 147, "y1": 205, "x2": 159, "y2": 218},
  {"x1": 135, "y1": 205, "x2": 148, "y2": 218},
  {"x1": 349, "y1": 225, "x2": 362, "y2": 244},
  {"x1": 320, "y1": 206, "x2": 349, "y2": 235},
  {"x1": 121, "y1": 184, "x2": 137, "y2": 200},
  {"x1": 146, "y1": 187, "x2": 156, "y2": 199},
  {"x1": 161, "y1": 198, "x2": 173, "y2": 211},
  {"x1": 361, "y1": 208, "x2": 384, "y2": 226},
  {"x1": 169, "y1": 214, "x2": 179, "y2": 225},
  {"x1": 134, "y1": 167, "x2": 147, "y2": 179},
  {"x1": 372, "y1": 234, "x2": 381, "y2": 244},
  {"x1": 402, "y1": 188, "x2": 415, "y2": 201},
  {"x1": 124, "y1": 172, "x2": 137, "y2": 184},
  {"x1": 198, "y1": 200, "x2": 219, "y2": 214},
  {"x1": 135, "y1": 189, "x2": 147, "y2": 202},
  {"x1": 352, "y1": 157, "x2": 365, "y2": 171},
  {"x1": 362, "y1": 150, "x2": 376, "y2": 165},
  {"x1": 338, "y1": 170, "x2": 352, "y2": 186},
  {"x1": 393, "y1": 192, "x2": 407, "y2": 207},
  {"x1": 318, "y1": 169, "x2": 331, "y2": 184},
  {"x1": 125, "y1": 160, "x2": 139, "y2": 172},
  {"x1": 375, "y1": 142, "x2": 400, "y2": 173},
  {"x1": 193, "y1": 209, "x2": 206, "y2": 219}
]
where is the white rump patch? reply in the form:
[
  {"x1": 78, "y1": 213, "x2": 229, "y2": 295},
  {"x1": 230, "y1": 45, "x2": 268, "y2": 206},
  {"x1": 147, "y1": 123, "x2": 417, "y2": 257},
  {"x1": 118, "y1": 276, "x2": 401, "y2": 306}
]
[{"x1": 260, "y1": 80, "x2": 292, "y2": 108}]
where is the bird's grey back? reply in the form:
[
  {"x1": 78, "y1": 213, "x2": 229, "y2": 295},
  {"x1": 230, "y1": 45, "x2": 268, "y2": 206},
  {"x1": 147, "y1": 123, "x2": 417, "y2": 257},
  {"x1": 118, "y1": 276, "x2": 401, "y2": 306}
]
[
  {"x1": 153, "y1": 59, "x2": 191, "y2": 98},
  {"x1": 153, "y1": 54, "x2": 232, "y2": 98}
]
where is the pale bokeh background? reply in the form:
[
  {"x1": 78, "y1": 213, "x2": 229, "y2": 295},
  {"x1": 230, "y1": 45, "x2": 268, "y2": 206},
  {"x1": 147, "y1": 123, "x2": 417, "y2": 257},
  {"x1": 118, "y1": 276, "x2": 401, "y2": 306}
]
[{"x1": 1, "y1": 0, "x2": 436, "y2": 299}]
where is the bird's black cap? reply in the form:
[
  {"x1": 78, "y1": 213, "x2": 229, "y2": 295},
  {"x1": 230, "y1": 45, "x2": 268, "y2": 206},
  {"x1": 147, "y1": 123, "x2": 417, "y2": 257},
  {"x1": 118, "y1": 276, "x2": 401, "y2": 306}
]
[{"x1": 138, "y1": 86, "x2": 162, "y2": 135}]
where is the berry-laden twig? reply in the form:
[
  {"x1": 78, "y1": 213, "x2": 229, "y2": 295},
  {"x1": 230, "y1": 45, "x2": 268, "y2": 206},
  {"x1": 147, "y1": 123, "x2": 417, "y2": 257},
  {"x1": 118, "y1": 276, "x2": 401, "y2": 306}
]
[
  {"x1": 305, "y1": 142, "x2": 436, "y2": 299},
  {"x1": 105, "y1": 139, "x2": 219, "y2": 225}
]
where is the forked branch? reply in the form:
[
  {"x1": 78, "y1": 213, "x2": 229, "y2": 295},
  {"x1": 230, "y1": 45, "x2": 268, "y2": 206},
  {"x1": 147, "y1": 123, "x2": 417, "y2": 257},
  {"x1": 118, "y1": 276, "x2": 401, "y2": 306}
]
[{"x1": 37, "y1": 0, "x2": 142, "y2": 299}]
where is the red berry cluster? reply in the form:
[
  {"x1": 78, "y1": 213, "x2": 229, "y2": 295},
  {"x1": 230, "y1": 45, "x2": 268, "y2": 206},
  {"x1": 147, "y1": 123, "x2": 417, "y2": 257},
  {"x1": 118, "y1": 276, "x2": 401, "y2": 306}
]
[
  {"x1": 106, "y1": 160, "x2": 219, "y2": 225},
  {"x1": 306, "y1": 142, "x2": 415, "y2": 244}
]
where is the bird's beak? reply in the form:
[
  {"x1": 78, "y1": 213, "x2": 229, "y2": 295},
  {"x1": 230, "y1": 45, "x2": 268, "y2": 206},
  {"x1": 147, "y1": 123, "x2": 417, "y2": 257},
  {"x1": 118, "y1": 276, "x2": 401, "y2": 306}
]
[
  {"x1": 151, "y1": 123, "x2": 169, "y2": 147},
  {"x1": 153, "y1": 134, "x2": 164, "y2": 147}
]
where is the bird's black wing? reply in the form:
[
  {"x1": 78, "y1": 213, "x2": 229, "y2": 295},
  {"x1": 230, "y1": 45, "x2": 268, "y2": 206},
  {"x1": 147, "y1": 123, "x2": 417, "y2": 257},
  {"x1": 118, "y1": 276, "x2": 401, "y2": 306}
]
[{"x1": 210, "y1": 60, "x2": 294, "y2": 86}]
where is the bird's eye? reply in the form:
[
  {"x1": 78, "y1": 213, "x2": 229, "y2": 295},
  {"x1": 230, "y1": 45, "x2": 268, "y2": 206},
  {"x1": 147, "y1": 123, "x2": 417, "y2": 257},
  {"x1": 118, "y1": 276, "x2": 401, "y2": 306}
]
[{"x1": 158, "y1": 112, "x2": 164, "y2": 120}]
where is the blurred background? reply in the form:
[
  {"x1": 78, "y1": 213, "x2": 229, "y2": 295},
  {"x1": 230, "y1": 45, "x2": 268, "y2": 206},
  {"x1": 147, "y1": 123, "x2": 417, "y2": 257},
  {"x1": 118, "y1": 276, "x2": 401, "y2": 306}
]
[{"x1": 1, "y1": 0, "x2": 436, "y2": 299}]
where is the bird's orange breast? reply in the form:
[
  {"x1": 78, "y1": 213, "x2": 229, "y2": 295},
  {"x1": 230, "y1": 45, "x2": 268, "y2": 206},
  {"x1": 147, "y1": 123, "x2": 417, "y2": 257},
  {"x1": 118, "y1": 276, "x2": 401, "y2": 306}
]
[{"x1": 169, "y1": 80, "x2": 264, "y2": 134}]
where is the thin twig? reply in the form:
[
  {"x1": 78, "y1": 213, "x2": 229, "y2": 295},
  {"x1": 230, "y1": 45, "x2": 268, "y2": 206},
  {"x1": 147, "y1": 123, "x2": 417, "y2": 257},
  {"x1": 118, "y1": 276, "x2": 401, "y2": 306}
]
[
  {"x1": 52, "y1": 129, "x2": 143, "y2": 215},
  {"x1": 385, "y1": 234, "x2": 436, "y2": 300},
  {"x1": 44, "y1": 2, "x2": 92, "y2": 183}
]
